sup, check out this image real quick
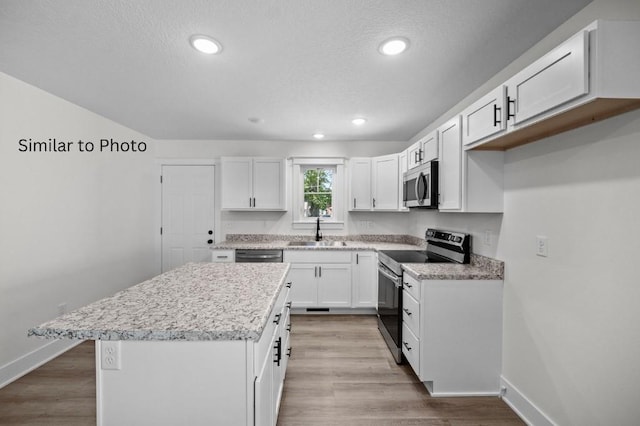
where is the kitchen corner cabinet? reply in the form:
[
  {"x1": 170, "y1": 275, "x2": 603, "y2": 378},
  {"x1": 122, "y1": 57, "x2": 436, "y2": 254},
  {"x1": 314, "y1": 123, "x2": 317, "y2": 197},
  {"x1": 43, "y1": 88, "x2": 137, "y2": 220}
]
[
  {"x1": 467, "y1": 20, "x2": 640, "y2": 151},
  {"x1": 351, "y1": 251, "x2": 377, "y2": 308},
  {"x1": 284, "y1": 250, "x2": 352, "y2": 308},
  {"x1": 349, "y1": 155, "x2": 400, "y2": 212},
  {"x1": 438, "y1": 115, "x2": 504, "y2": 213},
  {"x1": 221, "y1": 157, "x2": 286, "y2": 211},
  {"x1": 401, "y1": 273, "x2": 502, "y2": 397}
]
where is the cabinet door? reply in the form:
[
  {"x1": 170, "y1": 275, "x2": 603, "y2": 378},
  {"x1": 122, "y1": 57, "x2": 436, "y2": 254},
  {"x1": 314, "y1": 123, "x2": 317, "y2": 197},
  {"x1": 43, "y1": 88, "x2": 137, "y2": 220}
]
[
  {"x1": 372, "y1": 154, "x2": 399, "y2": 210},
  {"x1": 352, "y1": 252, "x2": 377, "y2": 308},
  {"x1": 420, "y1": 131, "x2": 438, "y2": 162},
  {"x1": 508, "y1": 30, "x2": 588, "y2": 125},
  {"x1": 407, "y1": 141, "x2": 422, "y2": 170},
  {"x1": 398, "y1": 150, "x2": 409, "y2": 212},
  {"x1": 221, "y1": 158, "x2": 253, "y2": 209},
  {"x1": 253, "y1": 158, "x2": 285, "y2": 210},
  {"x1": 349, "y1": 158, "x2": 372, "y2": 210},
  {"x1": 255, "y1": 327, "x2": 276, "y2": 426},
  {"x1": 438, "y1": 116, "x2": 462, "y2": 211},
  {"x1": 288, "y1": 264, "x2": 317, "y2": 308},
  {"x1": 317, "y1": 264, "x2": 352, "y2": 307},
  {"x1": 462, "y1": 85, "x2": 507, "y2": 146}
]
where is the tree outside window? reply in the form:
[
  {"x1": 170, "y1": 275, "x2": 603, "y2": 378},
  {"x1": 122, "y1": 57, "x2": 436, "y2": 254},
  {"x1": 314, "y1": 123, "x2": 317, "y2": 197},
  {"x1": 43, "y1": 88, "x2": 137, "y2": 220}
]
[{"x1": 303, "y1": 167, "x2": 333, "y2": 218}]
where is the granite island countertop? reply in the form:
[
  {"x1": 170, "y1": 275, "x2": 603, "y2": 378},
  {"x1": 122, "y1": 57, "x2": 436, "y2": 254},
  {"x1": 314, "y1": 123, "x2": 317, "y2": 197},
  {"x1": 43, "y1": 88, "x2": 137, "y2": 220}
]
[
  {"x1": 402, "y1": 254, "x2": 504, "y2": 281},
  {"x1": 28, "y1": 262, "x2": 291, "y2": 342}
]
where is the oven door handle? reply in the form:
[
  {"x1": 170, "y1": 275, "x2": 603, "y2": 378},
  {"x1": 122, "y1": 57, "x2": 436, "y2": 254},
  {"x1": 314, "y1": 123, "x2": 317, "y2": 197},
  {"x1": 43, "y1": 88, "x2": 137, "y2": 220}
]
[{"x1": 378, "y1": 264, "x2": 403, "y2": 287}]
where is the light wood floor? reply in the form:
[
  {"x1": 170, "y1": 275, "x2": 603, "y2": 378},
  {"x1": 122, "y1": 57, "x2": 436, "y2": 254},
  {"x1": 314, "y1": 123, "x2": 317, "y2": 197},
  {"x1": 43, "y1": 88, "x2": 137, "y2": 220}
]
[
  {"x1": 277, "y1": 315, "x2": 524, "y2": 426},
  {"x1": 0, "y1": 315, "x2": 524, "y2": 425}
]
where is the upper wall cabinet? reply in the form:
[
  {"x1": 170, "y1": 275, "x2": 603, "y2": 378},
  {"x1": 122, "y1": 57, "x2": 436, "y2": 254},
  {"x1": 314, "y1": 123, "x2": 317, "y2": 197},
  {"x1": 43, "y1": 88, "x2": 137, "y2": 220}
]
[
  {"x1": 464, "y1": 20, "x2": 640, "y2": 151},
  {"x1": 438, "y1": 116, "x2": 504, "y2": 213},
  {"x1": 407, "y1": 131, "x2": 438, "y2": 170},
  {"x1": 221, "y1": 157, "x2": 286, "y2": 210},
  {"x1": 349, "y1": 154, "x2": 401, "y2": 212}
]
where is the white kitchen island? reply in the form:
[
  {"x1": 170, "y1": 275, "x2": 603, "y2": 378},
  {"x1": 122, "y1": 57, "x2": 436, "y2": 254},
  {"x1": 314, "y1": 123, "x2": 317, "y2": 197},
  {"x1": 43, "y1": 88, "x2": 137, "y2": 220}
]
[{"x1": 29, "y1": 262, "x2": 292, "y2": 426}]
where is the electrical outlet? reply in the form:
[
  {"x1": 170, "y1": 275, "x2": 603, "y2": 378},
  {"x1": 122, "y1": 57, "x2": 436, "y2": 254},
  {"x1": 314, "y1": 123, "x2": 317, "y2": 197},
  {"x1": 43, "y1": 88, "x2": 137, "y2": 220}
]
[
  {"x1": 483, "y1": 230, "x2": 492, "y2": 246},
  {"x1": 101, "y1": 341, "x2": 122, "y2": 370},
  {"x1": 57, "y1": 302, "x2": 67, "y2": 316},
  {"x1": 536, "y1": 236, "x2": 549, "y2": 257}
]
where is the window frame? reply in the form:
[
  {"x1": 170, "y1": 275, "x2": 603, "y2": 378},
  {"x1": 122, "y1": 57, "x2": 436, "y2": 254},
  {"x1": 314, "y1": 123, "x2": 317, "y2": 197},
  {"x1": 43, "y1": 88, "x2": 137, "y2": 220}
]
[{"x1": 291, "y1": 158, "x2": 345, "y2": 229}]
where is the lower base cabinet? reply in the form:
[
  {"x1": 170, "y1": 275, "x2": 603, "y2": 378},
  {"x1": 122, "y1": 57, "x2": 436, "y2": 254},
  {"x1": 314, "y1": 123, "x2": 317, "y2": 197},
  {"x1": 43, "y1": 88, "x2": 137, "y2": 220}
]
[
  {"x1": 401, "y1": 273, "x2": 503, "y2": 396},
  {"x1": 285, "y1": 250, "x2": 352, "y2": 308},
  {"x1": 96, "y1": 285, "x2": 291, "y2": 426}
]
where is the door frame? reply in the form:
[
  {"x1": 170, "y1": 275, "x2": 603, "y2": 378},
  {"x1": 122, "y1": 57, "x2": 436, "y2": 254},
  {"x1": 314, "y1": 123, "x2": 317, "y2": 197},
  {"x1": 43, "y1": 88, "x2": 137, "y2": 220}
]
[{"x1": 155, "y1": 159, "x2": 219, "y2": 273}]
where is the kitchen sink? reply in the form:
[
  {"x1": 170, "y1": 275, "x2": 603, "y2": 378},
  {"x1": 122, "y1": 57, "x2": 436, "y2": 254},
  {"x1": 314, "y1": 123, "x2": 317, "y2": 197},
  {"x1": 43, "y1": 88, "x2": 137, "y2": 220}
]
[{"x1": 287, "y1": 241, "x2": 346, "y2": 247}]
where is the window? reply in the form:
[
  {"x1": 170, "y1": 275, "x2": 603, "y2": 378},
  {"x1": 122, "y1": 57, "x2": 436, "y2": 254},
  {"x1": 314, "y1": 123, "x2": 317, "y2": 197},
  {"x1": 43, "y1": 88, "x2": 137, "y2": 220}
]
[
  {"x1": 292, "y1": 158, "x2": 344, "y2": 228},
  {"x1": 303, "y1": 166, "x2": 334, "y2": 219}
]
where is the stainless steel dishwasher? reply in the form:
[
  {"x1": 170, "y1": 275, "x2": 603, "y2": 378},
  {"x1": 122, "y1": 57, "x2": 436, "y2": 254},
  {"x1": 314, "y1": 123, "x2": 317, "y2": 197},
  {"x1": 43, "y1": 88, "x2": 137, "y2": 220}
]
[{"x1": 235, "y1": 249, "x2": 283, "y2": 263}]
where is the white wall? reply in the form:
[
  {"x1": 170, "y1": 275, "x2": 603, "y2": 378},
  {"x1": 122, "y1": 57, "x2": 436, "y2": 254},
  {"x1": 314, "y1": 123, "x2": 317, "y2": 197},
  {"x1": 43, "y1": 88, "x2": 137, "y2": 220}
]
[
  {"x1": 0, "y1": 72, "x2": 157, "y2": 384},
  {"x1": 157, "y1": 139, "x2": 411, "y2": 239},
  {"x1": 405, "y1": 0, "x2": 640, "y2": 424}
]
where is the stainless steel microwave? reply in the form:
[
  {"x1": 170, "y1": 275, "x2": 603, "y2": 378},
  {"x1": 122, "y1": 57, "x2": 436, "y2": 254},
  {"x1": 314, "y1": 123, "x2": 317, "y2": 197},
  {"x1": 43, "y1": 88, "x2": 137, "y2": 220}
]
[{"x1": 403, "y1": 161, "x2": 438, "y2": 208}]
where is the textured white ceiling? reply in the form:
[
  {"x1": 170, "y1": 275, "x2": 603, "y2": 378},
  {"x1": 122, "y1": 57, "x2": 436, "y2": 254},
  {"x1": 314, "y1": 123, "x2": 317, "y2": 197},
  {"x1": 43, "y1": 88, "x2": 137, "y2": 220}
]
[{"x1": 0, "y1": 0, "x2": 591, "y2": 141}]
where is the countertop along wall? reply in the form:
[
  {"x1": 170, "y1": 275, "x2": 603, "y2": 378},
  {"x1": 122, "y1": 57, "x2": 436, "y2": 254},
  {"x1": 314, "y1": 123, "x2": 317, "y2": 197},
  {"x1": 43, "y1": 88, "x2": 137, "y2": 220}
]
[
  {"x1": 407, "y1": 1, "x2": 640, "y2": 424},
  {"x1": 0, "y1": 71, "x2": 158, "y2": 386}
]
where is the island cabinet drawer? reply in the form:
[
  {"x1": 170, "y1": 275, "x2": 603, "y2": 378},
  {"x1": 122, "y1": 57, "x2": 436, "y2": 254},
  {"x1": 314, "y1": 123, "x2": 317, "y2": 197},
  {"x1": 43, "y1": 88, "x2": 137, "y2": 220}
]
[
  {"x1": 402, "y1": 289, "x2": 420, "y2": 336},
  {"x1": 210, "y1": 249, "x2": 235, "y2": 262},
  {"x1": 403, "y1": 273, "x2": 420, "y2": 301},
  {"x1": 284, "y1": 250, "x2": 351, "y2": 264},
  {"x1": 402, "y1": 322, "x2": 420, "y2": 376}
]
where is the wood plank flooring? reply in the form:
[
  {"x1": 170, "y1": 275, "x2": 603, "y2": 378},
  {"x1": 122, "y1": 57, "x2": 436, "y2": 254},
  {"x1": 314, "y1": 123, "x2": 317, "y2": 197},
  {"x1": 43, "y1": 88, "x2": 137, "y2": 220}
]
[
  {"x1": 0, "y1": 315, "x2": 524, "y2": 425},
  {"x1": 277, "y1": 315, "x2": 524, "y2": 426}
]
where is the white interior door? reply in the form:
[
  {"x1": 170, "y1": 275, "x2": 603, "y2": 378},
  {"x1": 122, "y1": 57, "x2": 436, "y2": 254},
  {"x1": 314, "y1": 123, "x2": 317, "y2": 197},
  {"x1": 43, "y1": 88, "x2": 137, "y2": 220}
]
[{"x1": 161, "y1": 165, "x2": 215, "y2": 272}]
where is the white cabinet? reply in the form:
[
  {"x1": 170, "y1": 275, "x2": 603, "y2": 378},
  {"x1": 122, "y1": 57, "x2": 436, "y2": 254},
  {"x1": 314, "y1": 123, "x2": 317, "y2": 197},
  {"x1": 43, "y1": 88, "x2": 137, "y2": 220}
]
[
  {"x1": 466, "y1": 20, "x2": 640, "y2": 151},
  {"x1": 349, "y1": 155, "x2": 400, "y2": 212},
  {"x1": 210, "y1": 249, "x2": 234, "y2": 262},
  {"x1": 351, "y1": 251, "x2": 377, "y2": 308},
  {"x1": 438, "y1": 115, "x2": 504, "y2": 213},
  {"x1": 349, "y1": 158, "x2": 372, "y2": 211},
  {"x1": 407, "y1": 131, "x2": 438, "y2": 170},
  {"x1": 437, "y1": 116, "x2": 462, "y2": 211},
  {"x1": 401, "y1": 273, "x2": 503, "y2": 397},
  {"x1": 284, "y1": 251, "x2": 352, "y2": 308},
  {"x1": 508, "y1": 30, "x2": 588, "y2": 126},
  {"x1": 461, "y1": 85, "x2": 507, "y2": 146},
  {"x1": 372, "y1": 154, "x2": 399, "y2": 211},
  {"x1": 221, "y1": 157, "x2": 285, "y2": 211}
]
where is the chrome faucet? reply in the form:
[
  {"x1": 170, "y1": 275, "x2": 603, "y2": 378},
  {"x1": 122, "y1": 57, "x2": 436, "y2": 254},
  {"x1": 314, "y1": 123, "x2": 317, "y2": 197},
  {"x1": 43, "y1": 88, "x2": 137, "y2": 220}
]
[{"x1": 315, "y1": 217, "x2": 322, "y2": 241}]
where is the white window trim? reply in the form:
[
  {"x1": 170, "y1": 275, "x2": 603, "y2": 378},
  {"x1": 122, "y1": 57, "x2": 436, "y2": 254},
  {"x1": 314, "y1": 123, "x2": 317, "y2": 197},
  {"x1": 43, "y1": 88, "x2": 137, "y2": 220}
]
[{"x1": 291, "y1": 158, "x2": 345, "y2": 229}]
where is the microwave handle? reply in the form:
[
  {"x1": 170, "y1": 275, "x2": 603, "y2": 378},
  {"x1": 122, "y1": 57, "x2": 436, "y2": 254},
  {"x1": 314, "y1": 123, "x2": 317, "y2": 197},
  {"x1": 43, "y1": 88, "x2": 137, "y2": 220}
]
[{"x1": 414, "y1": 172, "x2": 422, "y2": 204}]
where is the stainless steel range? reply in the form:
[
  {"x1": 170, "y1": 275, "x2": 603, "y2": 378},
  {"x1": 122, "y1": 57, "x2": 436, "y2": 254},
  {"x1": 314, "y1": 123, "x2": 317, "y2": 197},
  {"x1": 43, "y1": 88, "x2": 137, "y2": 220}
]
[{"x1": 377, "y1": 229, "x2": 470, "y2": 363}]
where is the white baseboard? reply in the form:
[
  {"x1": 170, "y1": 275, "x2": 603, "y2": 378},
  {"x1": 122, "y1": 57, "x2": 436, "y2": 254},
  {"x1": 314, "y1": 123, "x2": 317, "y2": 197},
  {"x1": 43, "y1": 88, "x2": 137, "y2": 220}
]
[
  {"x1": 0, "y1": 339, "x2": 81, "y2": 389},
  {"x1": 500, "y1": 376, "x2": 556, "y2": 426}
]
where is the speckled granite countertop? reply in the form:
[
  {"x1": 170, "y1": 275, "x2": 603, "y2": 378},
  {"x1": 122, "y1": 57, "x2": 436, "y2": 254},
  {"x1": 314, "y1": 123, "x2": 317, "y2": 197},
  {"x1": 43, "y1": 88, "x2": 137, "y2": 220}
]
[
  {"x1": 213, "y1": 233, "x2": 425, "y2": 251},
  {"x1": 402, "y1": 254, "x2": 504, "y2": 281},
  {"x1": 28, "y1": 262, "x2": 291, "y2": 342}
]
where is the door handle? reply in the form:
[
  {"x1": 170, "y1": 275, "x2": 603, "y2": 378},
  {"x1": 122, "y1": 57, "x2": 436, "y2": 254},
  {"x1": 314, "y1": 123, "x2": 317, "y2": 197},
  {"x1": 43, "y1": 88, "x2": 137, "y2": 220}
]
[
  {"x1": 207, "y1": 239, "x2": 213, "y2": 244},
  {"x1": 403, "y1": 341, "x2": 412, "y2": 351},
  {"x1": 208, "y1": 230, "x2": 213, "y2": 235},
  {"x1": 403, "y1": 308, "x2": 412, "y2": 316}
]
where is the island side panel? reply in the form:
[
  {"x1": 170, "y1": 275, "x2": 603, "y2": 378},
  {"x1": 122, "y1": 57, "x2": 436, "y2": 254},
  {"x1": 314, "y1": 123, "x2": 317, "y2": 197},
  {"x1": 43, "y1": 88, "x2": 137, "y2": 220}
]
[{"x1": 96, "y1": 340, "x2": 249, "y2": 426}]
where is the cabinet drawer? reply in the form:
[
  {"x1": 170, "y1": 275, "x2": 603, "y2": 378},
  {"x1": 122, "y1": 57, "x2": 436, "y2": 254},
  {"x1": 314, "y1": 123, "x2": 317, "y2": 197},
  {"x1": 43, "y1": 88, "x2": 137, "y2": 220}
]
[
  {"x1": 284, "y1": 250, "x2": 351, "y2": 264},
  {"x1": 402, "y1": 322, "x2": 420, "y2": 376},
  {"x1": 210, "y1": 249, "x2": 235, "y2": 262},
  {"x1": 403, "y1": 273, "x2": 420, "y2": 301},
  {"x1": 402, "y1": 290, "x2": 420, "y2": 336}
]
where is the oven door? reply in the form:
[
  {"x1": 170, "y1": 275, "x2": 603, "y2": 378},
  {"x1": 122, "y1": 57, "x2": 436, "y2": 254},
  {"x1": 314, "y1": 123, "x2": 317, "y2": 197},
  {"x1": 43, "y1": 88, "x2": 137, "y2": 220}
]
[{"x1": 377, "y1": 262, "x2": 403, "y2": 363}]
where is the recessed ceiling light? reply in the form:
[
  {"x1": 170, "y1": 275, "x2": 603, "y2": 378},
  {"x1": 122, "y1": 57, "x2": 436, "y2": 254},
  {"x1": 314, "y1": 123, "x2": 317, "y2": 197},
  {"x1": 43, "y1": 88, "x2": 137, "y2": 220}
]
[
  {"x1": 352, "y1": 118, "x2": 367, "y2": 126},
  {"x1": 379, "y1": 37, "x2": 409, "y2": 56},
  {"x1": 189, "y1": 35, "x2": 222, "y2": 54},
  {"x1": 248, "y1": 117, "x2": 264, "y2": 124},
  {"x1": 313, "y1": 133, "x2": 325, "y2": 140}
]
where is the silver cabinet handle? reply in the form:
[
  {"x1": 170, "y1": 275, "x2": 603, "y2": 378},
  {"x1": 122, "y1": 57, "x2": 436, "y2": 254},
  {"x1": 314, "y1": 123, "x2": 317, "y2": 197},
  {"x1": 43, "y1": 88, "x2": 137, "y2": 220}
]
[{"x1": 216, "y1": 255, "x2": 228, "y2": 259}]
